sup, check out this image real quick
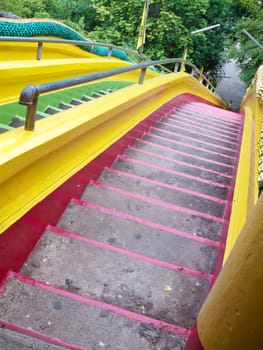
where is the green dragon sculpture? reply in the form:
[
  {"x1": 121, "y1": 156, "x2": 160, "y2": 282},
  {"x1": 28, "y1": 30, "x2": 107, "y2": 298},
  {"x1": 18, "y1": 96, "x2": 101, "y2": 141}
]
[{"x1": 0, "y1": 17, "x2": 132, "y2": 62}]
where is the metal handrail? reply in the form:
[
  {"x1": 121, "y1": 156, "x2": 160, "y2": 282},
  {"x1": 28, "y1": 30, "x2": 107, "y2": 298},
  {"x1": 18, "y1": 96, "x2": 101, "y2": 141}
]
[
  {"x1": 0, "y1": 36, "x2": 174, "y2": 73},
  {"x1": 0, "y1": 36, "x2": 147, "y2": 61},
  {"x1": 19, "y1": 58, "x2": 219, "y2": 131}
]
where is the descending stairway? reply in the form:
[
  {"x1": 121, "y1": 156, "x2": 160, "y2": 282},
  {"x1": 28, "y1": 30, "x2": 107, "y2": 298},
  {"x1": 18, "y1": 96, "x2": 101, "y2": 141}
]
[
  {"x1": 2, "y1": 90, "x2": 115, "y2": 132},
  {"x1": 0, "y1": 96, "x2": 243, "y2": 350},
  {"x1": 0, "y1": 81, "x2": 132, "y2": 133}
]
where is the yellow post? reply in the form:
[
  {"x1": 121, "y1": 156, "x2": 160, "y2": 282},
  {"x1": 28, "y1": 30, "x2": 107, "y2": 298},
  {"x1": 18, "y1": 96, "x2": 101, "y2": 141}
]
[
  {"x1": 137, "y1": 0, "x2": 149, "y2": 53},
  {"x1": 180, "y1": 45, "x2": 188, "y2": 72},
  {"x1": 197, "y1": 193, "x2": 263, "y2": 349}
]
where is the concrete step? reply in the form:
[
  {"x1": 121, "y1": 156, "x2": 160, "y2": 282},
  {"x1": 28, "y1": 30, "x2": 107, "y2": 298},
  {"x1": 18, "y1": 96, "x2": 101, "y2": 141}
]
[
  {"x1": 142, "y1": 132, "x2": 237, "y2": 166},
  {"x1": 154, "y1": 120, "x2": 239, "y2": 151},
  {"x1": 81, "y1": 181, "x2": 223, "y2": 241},
  {"x1": 132, "y1": 138, "x2": 234, "y2": 175},
  {"x1": 8, "y1": 115, "x2": 24, "y2": 128},
  {"x1": 0, "y1": 274, "x2": 188, "y2": 350},
  {"x1": 124, "y1": 146, "x2": 233, "y2": 186},
  {"x1": 112, "y1": 156, "x2": 229, "y2": 200},
  {"x1": 21, "y1": 229, "x2": 210, "y2": 329},
  {"x1": 57, "y1": 200, "x2": 217, "y2": 273},
  {"x1": 165, "y1": 115, "x2": 240, "y2": 140},
  {"x1": 44, "y1": 106, "x2": 62, "y2": 115},
  {"x1": 69, "y1": 98, "x2": 84, "y2": 106},
  {"x1": 149, "y1": 127, "x2": 237, "y2": 158},
  {"x1": 172, "y1": 108, "x2": 241, "y2": 130},
  {"x1": 0, "y1": 327, "x2": 66, "y2": 350},
  {"x1": 98, "y1": 168, "x2": 226, "y2": 217}
]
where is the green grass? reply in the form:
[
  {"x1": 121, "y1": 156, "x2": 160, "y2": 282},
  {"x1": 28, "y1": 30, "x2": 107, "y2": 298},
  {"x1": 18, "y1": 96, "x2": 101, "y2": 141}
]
[{"x1": 0, "y1": 81, "x2": 134, "y2": 126}]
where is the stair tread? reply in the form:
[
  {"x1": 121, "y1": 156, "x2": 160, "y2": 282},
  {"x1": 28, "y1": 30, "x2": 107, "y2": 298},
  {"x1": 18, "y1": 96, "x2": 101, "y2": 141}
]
[
  {"x1": 8, "y1": 116, "x2": 24, "y2": 128},
  {"x1": 99, "y1": 168, "x2": 226, "y2": 217},
  {"x1": 132, "y1": 139, "x2": 234, "y2": 175},
  {"x1": 165, "y1": 115, "x2": 240, "y2": 139},
  {"x1": 173, "y1": 108, "x2": 242, "y2": 128},
  {"x1": 44, "y1": 106, "x2": 62, "y2": 115},
  {"x1": 69, "y1": 99, "x2": 83, "y2": 106},
  {"x1": 143, "y1": 132, "x2": 236, "y2": 166},
  {"x1": 21, "y1": 230, "x2": 210, "y2": 329},
  {"x1": 0, "y1": 276, "x2": 188, "y2": 350},
  {"x1": 90, "y1": 93, "x2": 103, "y2": 98},
  {"x1": 149, "y1": 127, "x2": 237, "y2": 156},
  {"x1": 57, "y1": 102, "x2": 72, "y2": 110},
  {"x1": 81, "y1": 183, "x2": 222, "y2": 241},
  {"x1": 112, "y1": 157, "x2": 229, "y2": 200},
  {"x1": 124, "y1": 147, "x2": 232, "y2": 185},
  {"x1": 0, "y1": 327, "x2": 64, "y2": 350},
  {"x1": 154, "y1": 121, "x2": 239, "y2": 150},
  {"x1": 57, "y1": 202, "x2": 217, "y2": 273}
]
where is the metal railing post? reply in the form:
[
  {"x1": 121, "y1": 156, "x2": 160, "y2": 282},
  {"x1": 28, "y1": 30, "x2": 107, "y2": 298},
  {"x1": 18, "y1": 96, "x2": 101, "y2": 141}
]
[
  {"x1": 174, "y1": 62, "x2": 180, "y2": 72},
  {"x1": 138, "y1": 67, "x2": 147, "y2": 84},
  {"x1": 107, "y1": 46, "x2": 113, "y2": 58},
  {"x1": 19, "y1": 85, "x2": 39, "y2": 131},
  {"x1": 37, "y1": 42, "x2": 43, "y2": 60}
]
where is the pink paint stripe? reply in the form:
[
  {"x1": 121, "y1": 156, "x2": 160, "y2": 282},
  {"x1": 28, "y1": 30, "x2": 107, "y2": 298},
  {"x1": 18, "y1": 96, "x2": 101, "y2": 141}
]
[
  {"x1": 134, "y1": 138, "x2": 234, "y2": 170},
  {"x1": 107, "y1": 166, "x2": 228, "y2": 205},
  {"x1": 168, "y1": 113, "x2": 239, "y2": 137},
  {"x1": 119, "y1": 155, "x2": 231, "y2": 190},
  {"x1": 91, "y1": 180, "x2": 226, "y2": 223},
  {"x1": 144, "y1": 132, "x2": 236, "y2": 160},
  {"x1": 179, "y1": 104, "x2": 242, "y2": 120},
  {"x1": 184, "y1": 104, "x2": 242, "y2": 120},
  {"x1": 171, "y1": 111, "x2": 241, "y2": 131},
  {"x1": 49, "y1": 225, "x2": 213, "y2": 280},
  {"x1": 73, "y1": 199, "x2": 220, "y2": 247},
  {"x1": 161, "y1": 117, "x2": 239, "y2": 140},
  {"x1": 170, "y1": 109, "x2": 240, "y2": 127},
  {"x1": 0, "y1": 319, "x2": 89, "y2": 350},
  {"x1": 181, "y1": 106, "x2": 240, "y2": 120},
  {"x1": 128, "y1": 145, "x2": 233, "y2": 179},
  {"x1": 150, "y1": 126, "x2": 238, "y2": 153},
  {"x1": 156, "y1": 120, "x2": 238, "y2": 146},
  {"x1": 13, "y1": 273, "x2": 191, "y2": 338}
]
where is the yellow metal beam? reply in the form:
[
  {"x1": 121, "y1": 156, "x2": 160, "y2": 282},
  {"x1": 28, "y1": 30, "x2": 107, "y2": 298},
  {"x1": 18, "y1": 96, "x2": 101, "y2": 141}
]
[
  {"x1": 223, "y1": 73, "x2": 263, "y2": 263},
  {"x1": 0, "y1": 72, "x2": 223, "y2": 233},
  {"x1": 223, "y1": 107, "x2": 255, "y2": 261},
  {"x1": 197, "y1": 66, "x2": 263, "y2": 350},
  {"x1": 198, "y1": 192, "x2": 263, "y2": 350}
]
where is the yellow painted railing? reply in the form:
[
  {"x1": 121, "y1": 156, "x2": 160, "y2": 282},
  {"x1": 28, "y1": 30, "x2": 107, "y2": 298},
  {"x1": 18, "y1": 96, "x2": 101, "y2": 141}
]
[
  {"x1": 223, "y1": 67, "x2": 263, "y2": 262},
  {"x1": 197, "y1": 66, "x2": 263, "y2": 350}
]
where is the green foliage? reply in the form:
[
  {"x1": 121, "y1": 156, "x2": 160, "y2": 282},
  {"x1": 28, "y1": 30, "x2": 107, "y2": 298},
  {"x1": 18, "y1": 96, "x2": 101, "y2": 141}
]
[
  {"x1": 0, "y1": 0, "x2": 242, "y2": 81},
  {"x1": 232, "y1": 0, "x2": 263, "y2": 18},
  {"x1": 229, "y1": 17, "x2": 263, "y2": 84},
  {"x1": 228, "y1": 0, "x2": 263, "y2": 84}
]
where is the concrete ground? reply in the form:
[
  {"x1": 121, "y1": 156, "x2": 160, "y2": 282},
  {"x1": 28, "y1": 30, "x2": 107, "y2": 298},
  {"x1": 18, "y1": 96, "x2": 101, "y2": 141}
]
[{"x1": 216, "y1": 59, "x2": 248, "y2": 111}]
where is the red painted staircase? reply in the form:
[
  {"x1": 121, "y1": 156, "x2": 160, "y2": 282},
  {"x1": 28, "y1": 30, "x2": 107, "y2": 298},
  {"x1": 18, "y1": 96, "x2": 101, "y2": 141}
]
[{"x1": 0, "y1": 94, "x2": 243, "y2": 349}]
